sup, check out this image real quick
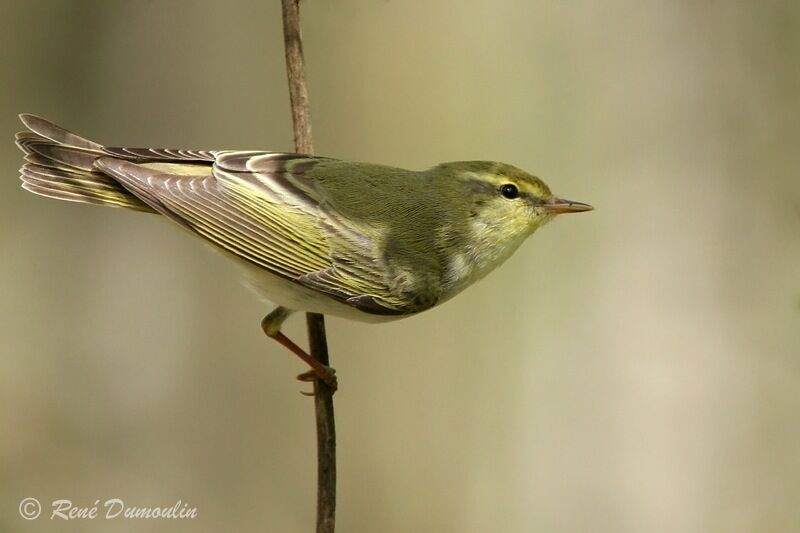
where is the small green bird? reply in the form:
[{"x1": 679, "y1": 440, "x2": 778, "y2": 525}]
[{"x1": 16, "y1": 114, "x2": 592, "y2": 390}]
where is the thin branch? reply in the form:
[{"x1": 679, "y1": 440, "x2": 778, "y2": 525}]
[
  {"x1": 307, "y1": 312, "x2": 336, "y2": 533},
  {"x1": 280, "y1": 1, "x2": 337, "y2": 532},
  {"x1": 281, "y1": 0, "x2": 314, "y2": 155}
]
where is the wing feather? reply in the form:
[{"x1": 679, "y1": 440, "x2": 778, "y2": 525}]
[
  {"x1": 104, "y1": 146, "x2": 217, "y2": 162},
  {"x1": 97, "y1": 151, "x2": 411, "y2": 316}
]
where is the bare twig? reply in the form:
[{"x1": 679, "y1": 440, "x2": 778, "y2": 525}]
[
  {"x1": 280, "y1": 1, "x2": 337, "y2": 532},
  {"x1": 306, "y1": 312, "x2": 336, "y2": 533},
  {"x1": 281, "y1": 0, "x2": 314, "y2": 155}
]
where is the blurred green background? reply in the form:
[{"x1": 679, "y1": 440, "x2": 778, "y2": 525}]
[{"x1": 1, "y1": 1, "x2": 799, "y2": 532}]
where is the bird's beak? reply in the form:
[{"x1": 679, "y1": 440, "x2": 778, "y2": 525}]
[{"x1": 540, "y1": 197, "x2": 594, "y2": 214}]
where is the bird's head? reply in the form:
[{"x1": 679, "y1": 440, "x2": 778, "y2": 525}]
[{"x1": 432, "y1": 161, "x2": 592, "y2": 242}]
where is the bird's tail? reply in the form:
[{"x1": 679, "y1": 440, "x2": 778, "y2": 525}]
[{"x1": 15, "y1": 114, "x2": 154, "y2": 212}]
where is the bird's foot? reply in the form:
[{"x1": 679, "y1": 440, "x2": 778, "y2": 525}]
[{"x1": 298, "y1": 365, "x2": 338, "y2": 395}]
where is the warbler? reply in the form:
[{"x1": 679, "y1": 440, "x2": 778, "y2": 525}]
[{"x1": 15, "y1": 114, "x2": 592, "y2": 390}]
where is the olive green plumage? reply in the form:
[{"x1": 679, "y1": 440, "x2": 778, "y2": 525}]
[{"x1": 15, "y1": 114, "x2": 591, "y2": 321}]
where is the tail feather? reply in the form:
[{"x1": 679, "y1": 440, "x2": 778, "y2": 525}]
[
  {"x1": 16, "y1": 114, "x2": 155, "y2": 212},
  {"x1": 19, "y1": 113, "x2": 105, "y2": 152},
  {"x1": 22, "y1": 163, "x2": 140, "y2": 207},
  {"x1": 22, "y1": 139, "x2": 100, "y2": 172}
]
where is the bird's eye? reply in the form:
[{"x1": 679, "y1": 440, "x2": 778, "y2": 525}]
[{"x1": 500, "y1": 183, "x2": 519, "y2": 199}]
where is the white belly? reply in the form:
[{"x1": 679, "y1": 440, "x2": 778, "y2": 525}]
[{"x1": 237, "y1": 260, "x2": 401, "y2": 323}]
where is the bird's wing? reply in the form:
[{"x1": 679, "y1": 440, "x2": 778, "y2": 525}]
[
  {"x1": 96, "y1": 151, "x2": 409, "y2": 316},
  {"x1": 213, "y1": 152, "x2": 411, "y2": 315}
]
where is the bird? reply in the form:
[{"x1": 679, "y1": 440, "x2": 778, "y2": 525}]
[{"x1": 15, "y1": 114, "x2": 592, "y2": 391}]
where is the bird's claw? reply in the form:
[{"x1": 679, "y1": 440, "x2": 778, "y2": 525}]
[{"x1": 297, "y1": 366, "x2": 338, "y2": 395}]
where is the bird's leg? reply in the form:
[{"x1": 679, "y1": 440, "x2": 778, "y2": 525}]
[{"x1": 261, "y1": 306, "x2": 338, "y2": 393}]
